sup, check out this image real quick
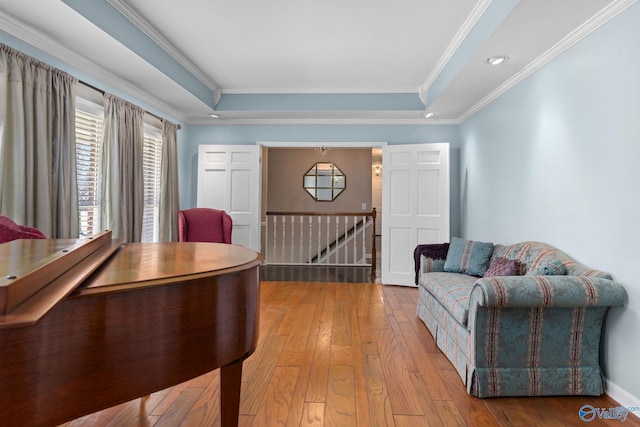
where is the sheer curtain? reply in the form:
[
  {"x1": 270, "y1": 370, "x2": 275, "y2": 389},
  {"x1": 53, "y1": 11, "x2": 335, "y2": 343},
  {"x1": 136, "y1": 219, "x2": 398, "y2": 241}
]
[
  {"x1": 159, "y1": 120, "x2": 180, "y2": 242},
  {"x1": 0, "y1": 44, "x2": 79, "y2": 238},
  {"x1": 100, "y1": 93, "x2": 145, "y2": 242}
]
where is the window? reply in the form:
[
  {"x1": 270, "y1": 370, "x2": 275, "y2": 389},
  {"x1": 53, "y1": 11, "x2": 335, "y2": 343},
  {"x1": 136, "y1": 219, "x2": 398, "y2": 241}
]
[
  {"x1": 141, "y1": 125, "x2": 162, "y2": 243},
  {"x1": 75, "y1": 103, "x2": 103, "y2": 237},
  {"x1": 74, "y1": 99, "x2": 163, "y2": 242}
]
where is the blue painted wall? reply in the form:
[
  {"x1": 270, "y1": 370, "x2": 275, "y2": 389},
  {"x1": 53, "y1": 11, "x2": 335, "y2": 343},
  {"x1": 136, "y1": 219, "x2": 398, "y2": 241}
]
[
  {"x1": 459, "y1": 2, "x2": 640, "y2": 404},
  {"x1": 179, "y1": 124, "x2": 462, "y2": 236}
]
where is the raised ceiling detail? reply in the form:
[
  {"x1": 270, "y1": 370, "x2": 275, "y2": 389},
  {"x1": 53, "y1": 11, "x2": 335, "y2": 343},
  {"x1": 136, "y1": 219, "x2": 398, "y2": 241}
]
[{"x1": 0, "y1": 0, "x2": 635, "y2": 124}]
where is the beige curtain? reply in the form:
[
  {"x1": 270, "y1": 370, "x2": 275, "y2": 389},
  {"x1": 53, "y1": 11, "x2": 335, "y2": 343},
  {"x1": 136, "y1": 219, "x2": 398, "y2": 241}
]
[
  {"x1": 100, "y1": 93, "x2": 145, "y2": 243},
  {"x1": 0, "y1": 44, "x2": 79, "y2": 238},
  {"x1": 159, "y1": 120, "x2": 180, "y2": 242}
]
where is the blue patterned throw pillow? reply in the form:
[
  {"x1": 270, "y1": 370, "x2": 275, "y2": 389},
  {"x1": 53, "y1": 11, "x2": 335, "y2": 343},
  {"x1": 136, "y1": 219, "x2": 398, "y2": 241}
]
[
  {"x1": 444, "y1": 237, "x2": 494, "y2": 277},
  {"x1": 532, "y1": 260, "x2": 567, "y2": 275}
]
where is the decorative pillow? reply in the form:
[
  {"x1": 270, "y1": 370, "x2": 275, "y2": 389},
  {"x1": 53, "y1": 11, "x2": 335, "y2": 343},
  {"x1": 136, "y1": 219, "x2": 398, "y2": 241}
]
[
  {"x1": 444, "y1": 237, "x2": 494, "y2": 277},
  {"x1": 532, "y1": 260, "x2": 567, "y2": 276},
  {"x1": 484, "y1": 257, "x2": 521, "y2": 277},
  {"x1": 421, "y1": 255, "x2": 446, "y2": 273},
  {"x1": 413, "y1": 243, "x2": 449, "y2": 284}
]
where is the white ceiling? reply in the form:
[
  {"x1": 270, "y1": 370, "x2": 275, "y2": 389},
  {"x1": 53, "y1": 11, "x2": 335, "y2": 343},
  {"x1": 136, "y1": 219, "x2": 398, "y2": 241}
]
[{"x1": 0, "y1": 0, "x2": 633, "y2": 124}]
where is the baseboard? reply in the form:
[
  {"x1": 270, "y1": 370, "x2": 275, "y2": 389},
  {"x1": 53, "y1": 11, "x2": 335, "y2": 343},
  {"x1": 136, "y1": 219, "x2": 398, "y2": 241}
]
[{"x1": 605, "y1": 378, "x2": 640, "y2": 420}]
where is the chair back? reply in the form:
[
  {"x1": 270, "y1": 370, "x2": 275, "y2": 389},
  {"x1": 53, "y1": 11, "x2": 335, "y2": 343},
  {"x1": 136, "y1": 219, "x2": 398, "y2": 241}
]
[
  {"x1": 0, "y1": 216, "x2": 46, "y2": 243},
  {"x1": 178, "y1": 208, "x2": 233, "y2": 244}
]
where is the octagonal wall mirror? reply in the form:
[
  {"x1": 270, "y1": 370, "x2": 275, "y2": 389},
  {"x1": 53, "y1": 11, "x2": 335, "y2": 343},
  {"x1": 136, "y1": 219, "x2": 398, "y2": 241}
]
[{"x1": 303, "y1": 162, "x2": 346, "y2": 201}]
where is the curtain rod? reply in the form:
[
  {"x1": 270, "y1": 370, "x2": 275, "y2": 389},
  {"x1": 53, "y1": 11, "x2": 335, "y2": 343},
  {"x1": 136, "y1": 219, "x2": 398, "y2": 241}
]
[{"x1": 79, "y1": 80, "x2": 181, "y2": 129}]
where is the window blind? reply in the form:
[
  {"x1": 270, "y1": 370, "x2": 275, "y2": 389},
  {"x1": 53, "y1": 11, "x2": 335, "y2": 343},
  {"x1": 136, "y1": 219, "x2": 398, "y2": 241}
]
[
  {"x1": 141, "y1": 128, "x2": 162, "y2": 243},
  {"x1": 75, "y1": 109, "x2": 103, "y2": 237}
]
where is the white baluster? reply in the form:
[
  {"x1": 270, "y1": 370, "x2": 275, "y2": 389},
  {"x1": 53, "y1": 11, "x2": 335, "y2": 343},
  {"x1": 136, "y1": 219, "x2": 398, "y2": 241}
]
[
  {"x1": 290, "y1": 215, "x2": 295, "y2": 264},
  {"x1": 316, "y1": 216, "x2": 322, "y2": 263},
  {"x1": 361, "y1": 215, "x2": 366, "y2": 265},
  {"x1": 335, "y1": 216, "x2": 339, "y2": 264},
  {"x1": 299, "y1": 215, "x2": 304, "y2": 263},
  {"x1": 353, "y1": 216, "x2": 357, "y2": 264},
  {"x1": 282, "y1": 216, "x2": 286, "y2": 262},
  {"x1": 272, "y1": 215, "x2": 277, "y2": 262},
  {"x1": 308, "y1": 216, "x2": 312, "y2": 264},
  {"x1": 344, "y1": 215, "x2": 348, "y2": 264}
]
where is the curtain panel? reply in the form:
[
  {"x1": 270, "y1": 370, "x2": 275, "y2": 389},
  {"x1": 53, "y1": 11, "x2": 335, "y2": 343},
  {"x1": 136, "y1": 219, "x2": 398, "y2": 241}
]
[
  {"x1": 0, "y1": 44, "x2": 79, "y2": 238},
  {"x1": 159, "y1": 120, "x2": 180, "y2": 242},
  {"x1": 100, "y1": 93, "x2": 145, "y2": 243}
]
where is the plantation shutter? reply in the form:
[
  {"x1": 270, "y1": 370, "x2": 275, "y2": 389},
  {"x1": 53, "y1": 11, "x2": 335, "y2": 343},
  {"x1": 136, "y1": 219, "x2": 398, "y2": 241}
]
[
  {"x1": 141, "y1": 127, "x2": 163, "y2": 242},
  {"x1": 75, "y1": 108, "x2": 103, "y2": 237}
]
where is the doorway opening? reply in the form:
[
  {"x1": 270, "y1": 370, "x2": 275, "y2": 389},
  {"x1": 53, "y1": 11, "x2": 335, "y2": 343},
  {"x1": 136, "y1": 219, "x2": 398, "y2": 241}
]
[{"x1": 259, "y1": 142, "x2": 385, "y2": 283}]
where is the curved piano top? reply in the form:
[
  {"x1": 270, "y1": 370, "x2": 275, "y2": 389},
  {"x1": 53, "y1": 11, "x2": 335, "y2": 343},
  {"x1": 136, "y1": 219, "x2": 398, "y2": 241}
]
[
  {"x1": 0, "y1": 231, "x2": 262, "y2": 328},
  {"x1": 77, "y1": 241, "x2": 263, "y2": 294}
]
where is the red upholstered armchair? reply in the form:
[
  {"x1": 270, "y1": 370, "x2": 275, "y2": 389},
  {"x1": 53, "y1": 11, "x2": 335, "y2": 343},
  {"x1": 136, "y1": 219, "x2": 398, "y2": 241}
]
[
  {"x1": 0, "y1": 215, "x2": 46, "y2": 243},
  {"x1": 178, "y1": 208, "x2": 233, "y2": 244}
]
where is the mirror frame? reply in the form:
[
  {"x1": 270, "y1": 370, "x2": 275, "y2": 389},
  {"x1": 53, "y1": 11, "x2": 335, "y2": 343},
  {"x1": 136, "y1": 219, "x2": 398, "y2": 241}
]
[{"x1": 303, "y1": 162, "x2": 346, "y2": 202}]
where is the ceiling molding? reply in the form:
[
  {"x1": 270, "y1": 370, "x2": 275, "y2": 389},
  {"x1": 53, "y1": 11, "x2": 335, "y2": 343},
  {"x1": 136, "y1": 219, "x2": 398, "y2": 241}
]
[
  {"x1": 257, "y1": 141, "x2": 388, "y2": 148},
  {"x1": 221, "y1": 87, "x2": 422, "y2": 95},
  {"x1": 419, "y1": 0, "x2": 493, "y2": 104},
  {"x1": 187, "y1": 114, "x2": 458, "y2": 126},
  {"x1": 107, "y1": 0, "x2": 221, "y2": 104},
  {"x1": 457, "y1": 0, "x2": 638, "y2": 123},
  {"x1": 0, "y1": 10, "x2": 188, "y2": 122}
]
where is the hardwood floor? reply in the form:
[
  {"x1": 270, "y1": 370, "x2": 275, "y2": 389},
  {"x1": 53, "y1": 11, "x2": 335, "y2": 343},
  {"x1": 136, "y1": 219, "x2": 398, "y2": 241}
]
[{"x1": 61, "y1": 281, "x2": 639, "y2": 427}]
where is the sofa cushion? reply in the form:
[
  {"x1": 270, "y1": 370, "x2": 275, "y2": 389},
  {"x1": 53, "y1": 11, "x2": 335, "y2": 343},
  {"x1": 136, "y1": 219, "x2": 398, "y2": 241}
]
[
  {"x1": 444, "y1": 237, "x2": 494, "y2": 277},
  {"x1": 420, "y1": 272, "x2": 478, "y2": 327},
  {"x1": 421, "y1": 255, "x2": 446, "y2": 273},
  {"x1": 491, "y1": 241, "x2": 612, "y2": 279},
  {"x1": 484, "y1": 257, "x2": 521, "y2": 277},
  {"x1": 531, "y1": 260, "x2": 566, "y2": 276}
]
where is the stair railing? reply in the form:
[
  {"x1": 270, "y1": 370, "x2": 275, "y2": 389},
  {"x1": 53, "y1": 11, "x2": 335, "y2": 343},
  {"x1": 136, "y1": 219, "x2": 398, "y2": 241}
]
[{"x1": 264, "y1": 209, "x2": 377, "y2": 273}]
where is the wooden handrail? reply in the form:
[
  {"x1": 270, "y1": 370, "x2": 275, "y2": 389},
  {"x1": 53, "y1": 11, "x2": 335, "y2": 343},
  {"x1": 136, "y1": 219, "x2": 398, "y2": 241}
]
[{"x1": 267, "y1": 210, "x2": 375, "y2": 217}]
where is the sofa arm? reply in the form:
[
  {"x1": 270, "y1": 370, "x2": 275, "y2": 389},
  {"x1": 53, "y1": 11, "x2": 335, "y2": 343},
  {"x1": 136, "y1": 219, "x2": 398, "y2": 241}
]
[{"x1": 471, "y1": 275, "x2": 626, "y2": 308}]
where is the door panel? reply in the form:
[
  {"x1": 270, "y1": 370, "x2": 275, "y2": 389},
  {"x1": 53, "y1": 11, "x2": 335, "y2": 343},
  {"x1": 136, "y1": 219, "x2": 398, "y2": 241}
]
[
  {"x1": 197, "y1": 145, "x2": 261, "y2": 251},
  {"x1": 382, "y1": 143, "x2": 450, "y2": 286}
]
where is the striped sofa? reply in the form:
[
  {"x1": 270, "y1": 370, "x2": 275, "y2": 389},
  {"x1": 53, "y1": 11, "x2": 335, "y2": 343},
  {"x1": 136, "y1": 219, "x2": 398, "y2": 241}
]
[{"x1": 416, "y1": 240, "x2": 626, "y2": 398}]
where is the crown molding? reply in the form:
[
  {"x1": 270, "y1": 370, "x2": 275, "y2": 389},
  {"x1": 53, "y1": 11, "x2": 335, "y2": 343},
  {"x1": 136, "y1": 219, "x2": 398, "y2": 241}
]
[
  {"x1": 0, "y1": 10, "x2": 188, "y2": 122},
  {"x1": 222, "y1": 87, "x2": 422, "y2": 95},
  {"x1": 419, "y1": 0, "x2": 492, "y2": 104},
  {"x1": 107, "y1": 0, "x2": 221, "y2": 104},
  {"x1": 186, "y1": 111, "x2": 457, "y2": 126},
  {"x1": 257, "y1": 141, "x2": 388, "y2": 148},
  {"x1": 457, "y1": 0, "x2": 638, "y2": 123}
]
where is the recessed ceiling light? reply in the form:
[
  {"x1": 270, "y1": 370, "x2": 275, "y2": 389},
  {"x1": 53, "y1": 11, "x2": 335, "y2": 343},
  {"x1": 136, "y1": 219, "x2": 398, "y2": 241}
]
[
  {"x1": 209, "y1": 113, "x2": 220, "y2": 118},
  {"x1": 486, "y1": 56, "x2": 509, "y2": 66},
  {"x1": 423, "y1": 112, "x2": 435, "y2": 119}
]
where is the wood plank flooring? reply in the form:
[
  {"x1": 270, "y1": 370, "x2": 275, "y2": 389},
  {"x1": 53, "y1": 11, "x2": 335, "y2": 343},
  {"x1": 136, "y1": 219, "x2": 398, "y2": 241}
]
[{"x1": 61, "y1": 281, "x2": 639, "y2": 427}]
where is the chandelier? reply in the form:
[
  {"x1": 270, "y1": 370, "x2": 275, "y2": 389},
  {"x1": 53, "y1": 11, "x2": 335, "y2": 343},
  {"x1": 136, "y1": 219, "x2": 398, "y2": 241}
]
[{"x1": 314, "y1": 146, "x2": 331, "y2": 157}]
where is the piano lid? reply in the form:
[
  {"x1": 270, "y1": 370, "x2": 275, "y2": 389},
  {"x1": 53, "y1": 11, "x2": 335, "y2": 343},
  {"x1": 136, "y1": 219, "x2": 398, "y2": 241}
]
[{"x1": 0, "y1": 231, "x2": 122, "y2": 328}]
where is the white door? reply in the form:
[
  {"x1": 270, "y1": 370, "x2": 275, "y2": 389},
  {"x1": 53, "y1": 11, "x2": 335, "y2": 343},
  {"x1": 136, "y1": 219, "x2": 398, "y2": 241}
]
[
  {"x1": 197, "y1": 145, "x2": 261, "y2": 252},
  {"x1": 381, "y1": 143, "x2": 450, "y2": 286}
]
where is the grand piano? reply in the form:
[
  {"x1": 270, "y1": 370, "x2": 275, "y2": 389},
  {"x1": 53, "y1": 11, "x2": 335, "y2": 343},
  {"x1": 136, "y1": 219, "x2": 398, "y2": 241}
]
[{"x1": 0, "y1": 231, "x2": 262, "y2": 427}]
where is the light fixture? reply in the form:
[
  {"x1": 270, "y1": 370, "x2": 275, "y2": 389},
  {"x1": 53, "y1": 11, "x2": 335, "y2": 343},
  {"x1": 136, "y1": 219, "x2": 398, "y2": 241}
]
[
  {"x1": 423, "y1": 112, "x2": 435, "y2": 119},
  {"x1": 486, "y1": 55, "x2": 509, "y2": 66},
  {"x1": 209, "y1": 113, "x2": 220, "y2": 118},
  {"x1": 373, "y1": 164, "x2": 382, "y2": 177},
  {"x1": 314, "y1": 146, "x2": 331, "y2": 157}
]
